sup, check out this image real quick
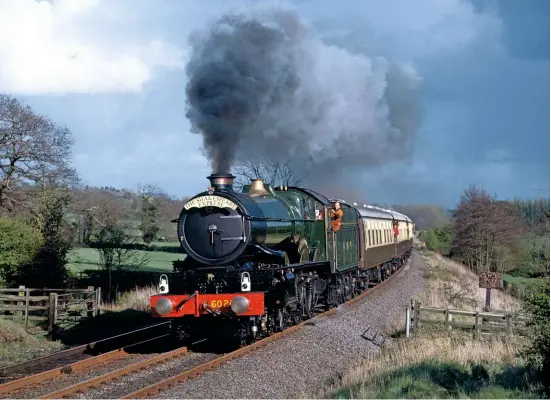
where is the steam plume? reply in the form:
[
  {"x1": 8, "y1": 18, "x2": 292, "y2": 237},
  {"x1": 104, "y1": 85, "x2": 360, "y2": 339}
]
[{"x1": 185, "y1": 6, "x2": 423, "y2": 177}]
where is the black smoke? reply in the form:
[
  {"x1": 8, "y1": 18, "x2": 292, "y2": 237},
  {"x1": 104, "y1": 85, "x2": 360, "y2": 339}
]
[{"x1": 185, "y1": 6, "x2": 423, "y2": 177}]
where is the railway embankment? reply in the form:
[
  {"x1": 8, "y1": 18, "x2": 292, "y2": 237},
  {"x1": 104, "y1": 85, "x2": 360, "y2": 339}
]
[{"x1": 324, "y1": 251, "x2": 547, "y2": 399}]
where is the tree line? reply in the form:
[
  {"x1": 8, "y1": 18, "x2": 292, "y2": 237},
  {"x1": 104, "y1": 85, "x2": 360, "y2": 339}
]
[{"x1": 420, "y1": 185, "x2": 549, "y2": 278}]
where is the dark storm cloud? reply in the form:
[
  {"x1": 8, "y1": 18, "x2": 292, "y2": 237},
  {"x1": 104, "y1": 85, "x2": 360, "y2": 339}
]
[{"x1": 184, "y1": 6, "x2": 423, "y2": 177}]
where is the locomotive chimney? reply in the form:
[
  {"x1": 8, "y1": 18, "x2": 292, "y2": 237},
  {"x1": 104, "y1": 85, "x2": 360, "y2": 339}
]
[
  {"x1": 207, "y1": 173, "x2": 235, "y2": 192},
  {"x1": 248, "y1": 179, "x2": 271, "y2": 197}
]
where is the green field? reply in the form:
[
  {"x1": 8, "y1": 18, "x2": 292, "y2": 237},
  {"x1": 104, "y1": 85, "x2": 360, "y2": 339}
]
[
  {"x1": 503, "y1": 274, "x2": 545, "y2": 292},
  {"x1": 68, "y1": 245, "x2": 185, "y2": 274}
]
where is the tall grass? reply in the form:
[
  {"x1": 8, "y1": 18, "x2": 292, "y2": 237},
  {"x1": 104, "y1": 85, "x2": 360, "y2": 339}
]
[
  {"x1": 0, "y1": 319, "x2": 64, "y2": 367},
  {"x1": 420, "y1": 252, "x2": 521, "y2": 312},
  {"x1": 102, "y1": 285, "x2": 158, "y2": 312},
  {"x1": 320, "y1": 252, "x2": 540, "y2": 399}
]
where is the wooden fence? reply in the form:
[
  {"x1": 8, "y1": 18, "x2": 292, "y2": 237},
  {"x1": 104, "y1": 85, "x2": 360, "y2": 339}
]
[
  {"x1": 405, "y1": 300, "x2": 530, "y2": 338},
  {"x1": 0, "y1": 286, "x2": 101, "y2": 333}
]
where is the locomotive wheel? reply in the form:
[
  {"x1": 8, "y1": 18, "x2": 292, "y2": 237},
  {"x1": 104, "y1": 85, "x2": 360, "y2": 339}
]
[
  {"x1": 338, "y1": 278, "x2": 347, "y2": 304},
  {"x1": 276, "y1": 310, "x2": 287, "y2": 332},
  {"x1": 350, "y1": 276, "x2": 358, "y2": 298},
  {"x1": 344, "y1": 275, "x2": 353, "y2": 301},
  {"x1": 304, "y1": 288, "x2": 315, "y2": 319}
]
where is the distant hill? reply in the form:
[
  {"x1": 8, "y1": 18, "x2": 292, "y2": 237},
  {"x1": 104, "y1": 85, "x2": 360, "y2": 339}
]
[{"x1": 391, "y1": 204, "x2": 451, "y2": 230}]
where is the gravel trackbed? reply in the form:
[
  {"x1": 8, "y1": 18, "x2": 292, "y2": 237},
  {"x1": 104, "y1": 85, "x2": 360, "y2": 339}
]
[{"x1": 152, "y1": 252, "x2": 425, "y2": 399}]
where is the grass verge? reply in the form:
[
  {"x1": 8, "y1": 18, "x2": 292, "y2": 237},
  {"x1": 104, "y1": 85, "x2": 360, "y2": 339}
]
[
  {"x1": 0, "y1": 319, "x2": 64, "y2": 368},
  {"x1": 321, "y1": 251, "x2": 545, "y2": 399}
]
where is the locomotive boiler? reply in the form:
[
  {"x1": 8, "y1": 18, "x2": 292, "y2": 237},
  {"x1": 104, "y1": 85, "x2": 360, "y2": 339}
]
[{"x1": 150, "y1": 173, "x2": 414, "y2": 348}]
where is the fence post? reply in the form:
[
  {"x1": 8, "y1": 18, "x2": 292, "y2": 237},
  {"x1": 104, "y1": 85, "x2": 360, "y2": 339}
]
[
  {"x1": 17, "y1": 285, "x2": 25, "y2": 318},
  {"x1": 86, "y1": 286, "x2": 94, "y2": 318},
  {"x1": 24, "y1": 289, "x2": 30, "y2": 332},
  {"x1": 445, "y1": 309, "x2": 452, "y2": 331},
  {"x1": 96, "y1": 287, "x2": 102, "y2": 316},
  {"x1": 474, "y1": 312, "x2": 480, "y2": 339},
  {"x1": 405, "y1": 306, "x2": 411, "y2": 338},
  {"x1": 506, "y1": 314, "x2": 512, "y2": 335},
  {"x1": 48, "y1": 293, "x2": 58, "y2": 333},
  {"x1": 414, "y1": 301, "x2": 420, "y2": 330}
]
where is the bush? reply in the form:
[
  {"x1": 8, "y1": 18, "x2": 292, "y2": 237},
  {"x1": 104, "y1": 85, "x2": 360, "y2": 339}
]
[
  {"x1": 423, "y1": 225, "x2": 453, "y2": 256},
  {"x1": 0, "y1": 217, "x2": 43, "y2": 286},
  {"x1": 522, "y1": 278, "x2": 550, "y2": 394}
]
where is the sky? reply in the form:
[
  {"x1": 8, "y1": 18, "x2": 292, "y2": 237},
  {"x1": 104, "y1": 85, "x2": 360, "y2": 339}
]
[{"x1": 0, "y1": 0, "x2": 548, "y2": 208}]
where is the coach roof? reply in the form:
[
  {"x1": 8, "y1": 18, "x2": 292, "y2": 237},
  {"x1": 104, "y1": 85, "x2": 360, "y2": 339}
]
[{"x1": 355, "y1": 204, "x2": 412, "y2": 222}]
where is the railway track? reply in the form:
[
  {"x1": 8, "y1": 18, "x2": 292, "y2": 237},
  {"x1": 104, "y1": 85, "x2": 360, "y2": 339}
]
[
  {"x1": 0, "y1": 322, "x2": 172, "y2": 398},
  {"x1": 0, "y1": 257, "x2": 410, "y2": 399},
  {"x1": 0, "y1": 322, "x2": 172, "y2": 383}
]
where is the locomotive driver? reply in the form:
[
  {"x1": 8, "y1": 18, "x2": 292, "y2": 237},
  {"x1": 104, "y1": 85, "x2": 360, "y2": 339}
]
[{"x1": 329, "y1": 201, "x2": 343, "y2": 232}]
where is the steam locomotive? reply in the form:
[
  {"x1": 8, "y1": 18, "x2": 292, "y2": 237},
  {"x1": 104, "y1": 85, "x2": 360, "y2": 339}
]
[{"x1": 151, "y1": 173, "x2": 414, "y2": 348}]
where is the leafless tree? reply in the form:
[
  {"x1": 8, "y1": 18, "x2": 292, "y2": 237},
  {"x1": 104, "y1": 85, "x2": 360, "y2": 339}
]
[
  {"x1": 451, "y1": 185, "x2": 522, "y2": 273},
  {"x1": 90, "y1": 203, "x2": 149, "y2": 300},
  {"x1": 0, "y1": 94, "x2": 78, "y2": 212},
  {"x1": 233, "y1": 159, "x2": 302, "y2": 191}
]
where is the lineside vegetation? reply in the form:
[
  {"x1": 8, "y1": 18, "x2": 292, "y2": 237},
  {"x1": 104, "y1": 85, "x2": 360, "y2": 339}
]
[{"x1": 322, "y1": 252, "x2": 548, "y2": 399}]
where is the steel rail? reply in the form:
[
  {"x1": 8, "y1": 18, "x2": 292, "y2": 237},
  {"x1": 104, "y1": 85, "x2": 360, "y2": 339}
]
[
  {"x1": 0, "y1": 332, "x2": 170, "y2": 396},
  {"x1": 0, "y1": 321, "x2": 170, "y2": 378},
  {"x1": 40, "y1": 345, "x2": 189, "y2": 399}
]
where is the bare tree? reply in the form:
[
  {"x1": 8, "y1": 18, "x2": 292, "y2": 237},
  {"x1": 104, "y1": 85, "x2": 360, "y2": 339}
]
[
  {"x1": 90, "y1": 203, "x2": 149, "y2": 300},
  {"x1": 0, "y1": 94, "x2": 78, "y2": 212},
  {"x1": 233, "y1": 159, "x2": 302, "y2": 191},
  {"x1": 451, "y1": 185, "x2": 522, "y2": 273}
]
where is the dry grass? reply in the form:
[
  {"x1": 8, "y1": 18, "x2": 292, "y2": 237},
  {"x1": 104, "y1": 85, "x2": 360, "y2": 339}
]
[
  {"x1": 102, "y1": 285, "x2": 158, "y2": 312},
  {"x1": 0, "y1": 319, "x2": 64, "y2": 367},
  {"x1": 418, "y1": 252, "x2": 521, "y2": 312},
  {"x1": 321, "y1": 334, "x2": 527, "y2": 398},
  {"x1": 0, "y1": 317, "x2": 34, "y2": 343},
  {"x1": 319, "y1": 251, "x2": 537, "y2": 399}
]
